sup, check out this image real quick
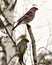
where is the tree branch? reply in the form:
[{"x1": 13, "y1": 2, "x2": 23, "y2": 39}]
[
  {"x1": 0, "y1": 18, "x2": 17, "y2": 51},
  {"x1": 26, "y1": 24, "x2": 38, "y2": 65}
]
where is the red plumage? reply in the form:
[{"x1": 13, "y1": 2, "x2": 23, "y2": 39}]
[{"x1": 12, "y1": 7, "x2": 38, "y2": 30}]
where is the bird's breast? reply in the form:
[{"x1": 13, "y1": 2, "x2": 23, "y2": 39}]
[{"x1": 25, "y1": 16, "x2": 34, "y2": 23}]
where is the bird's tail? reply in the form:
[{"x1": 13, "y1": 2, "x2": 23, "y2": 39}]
[
  {"x1": 12, "y1": 21, "x2": 22, "y2": 30},
  {"x1": 12, "y1": 24, "x2": 18, "y2": 30}
]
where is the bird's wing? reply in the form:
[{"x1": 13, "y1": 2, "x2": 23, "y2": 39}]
[
  {"x1": 18, "y1": 11, "x2": 33, "y2": 22},
  {"x1": 12, "y1": 12, "x2": 33, "y2": 30},
  {"x1": 16, "y1": 42, "x2": 21, "y2": 52}
]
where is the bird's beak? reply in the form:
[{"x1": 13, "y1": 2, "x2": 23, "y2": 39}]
[
  {"x1": 35, "y1": 7, "x2": 38, "y2": 10},
  {"x1": 27, "y1": 39, "x2": 29, "y2": 42},
  {"x1": 34, "y1": 7, "x2": 38, "y2": 10},
  {"x1": 25, "y1": 39, "x2": 29, "y2": 42}
]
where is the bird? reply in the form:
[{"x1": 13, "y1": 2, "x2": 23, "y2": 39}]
[
  {"x1": 12, "y1": 7, "x2": 38, "y2": 30},
  {"x1": 7, "y1": 37, "x2": 29, "y2": 65},
  {"x1": 16, "y1": 37, "x2": 29, "y2": 65}
]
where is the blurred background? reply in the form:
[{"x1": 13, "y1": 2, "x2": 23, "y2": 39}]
[{"x1": 0, "y1": 0, "x2": 52, "y2": 65}]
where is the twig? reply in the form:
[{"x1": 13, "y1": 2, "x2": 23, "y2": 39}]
[
  {"x1": 26, "y1": 24, "x2": 38, "y2": 65},
  {"x1": 0, "y1": 18, "x2": 17, "y2": 51},
  {"x1": 37, "y1": 47, "x2": 52, "y2": 54}
]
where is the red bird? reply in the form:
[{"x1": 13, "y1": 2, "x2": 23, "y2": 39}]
[{"x1": 12, "y1": 7, "x2": 38, "y2": 30}]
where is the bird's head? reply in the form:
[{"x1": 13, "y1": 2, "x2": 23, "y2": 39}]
[
  {"x1": 30, "y1": 7, "x2": 38, "y2": 13},
  {"x1": 21, "y1": 38, "x2": 29, "y2": 43}
]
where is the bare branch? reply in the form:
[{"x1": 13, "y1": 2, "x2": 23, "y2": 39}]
[
  {"x1": 37, "y1": 47, "x2": 52, "y2": 54},
  {"x1": 0, "y1": 18, "x2": 17, "y2": 51},
  {"x1": 26, "y1": 24, "x2": 38, "y2": 65}
]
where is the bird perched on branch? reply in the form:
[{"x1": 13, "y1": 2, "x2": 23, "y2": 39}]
[
  {"x1": 12, "y1": 7, "x2": 38, "y2": 30},
  {"x1": 17, "y1": 37, "x2": 29, "y2": 65},
  {"x1": 7, "y1": 37, "x2": 29, "y2": 65}
]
